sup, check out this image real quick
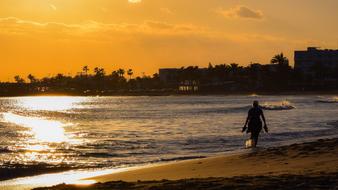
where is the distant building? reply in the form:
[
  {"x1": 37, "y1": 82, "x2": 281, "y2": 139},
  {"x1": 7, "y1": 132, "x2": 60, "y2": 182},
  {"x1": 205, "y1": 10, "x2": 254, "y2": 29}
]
[
  {"x1": 295, "y1": 47, "x2": 338, "y2": 75},
  {"x1": 179, "y1": 80, "x2": 199, "y2": 92},
  {"x1": 159, "y1": 67, "x2": 206, "y2": 92},
  {"x1": 159, "y1": 67, "x2": 243, "y2": 92},
  {"x1": 158, "y1": 68, "x2": 180, "y2": 84}
]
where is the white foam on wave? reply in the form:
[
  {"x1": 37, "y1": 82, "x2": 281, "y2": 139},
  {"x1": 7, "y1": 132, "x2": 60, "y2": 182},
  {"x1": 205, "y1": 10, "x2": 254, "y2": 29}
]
[
  {"x1": 248, "y1": 93, "x2": 259, "y2": 97},
  {"x1": 316, "y1": 96, "x2": 338, "y2": 103},
  {"x1": 260, "y1": 100, "x2": 295, "y2": 110}
]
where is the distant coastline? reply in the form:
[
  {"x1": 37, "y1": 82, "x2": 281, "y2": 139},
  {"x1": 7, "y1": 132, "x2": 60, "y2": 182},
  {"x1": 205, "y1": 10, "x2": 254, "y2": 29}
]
[
  {"x1": 1, "y1": 52, "x2": 337, "y2": 98},
  {"x1": 0, "y1": 90, "x2": 337, "y2": 97}
]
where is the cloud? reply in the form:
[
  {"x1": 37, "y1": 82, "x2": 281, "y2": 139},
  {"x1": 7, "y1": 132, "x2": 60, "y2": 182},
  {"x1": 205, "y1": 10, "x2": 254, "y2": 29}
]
[
  {"x1": 0, "y1": 17, "x2": 301, "y2": 81},
  {"x1": 0, "y1": 17, "x2": 288, "y2": 45},
  {"x1": 128, "y1": 0, "x2": 142, "y2": 3},
  {"x1": 0, "y1": 17, "x2": 209, "y2": 42},
  {"x1": 218, "y1": 5, "x2": 263, "y2": 20}
]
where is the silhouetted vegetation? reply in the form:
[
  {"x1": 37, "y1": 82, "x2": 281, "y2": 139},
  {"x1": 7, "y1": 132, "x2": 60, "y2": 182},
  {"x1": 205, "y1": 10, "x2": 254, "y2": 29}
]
[
  {"x1": 0, "y1": 53, "x2": 337, "y2": 96},
  {"x1": 0, "y1": 67, "x2": 164, "y2": 96}
]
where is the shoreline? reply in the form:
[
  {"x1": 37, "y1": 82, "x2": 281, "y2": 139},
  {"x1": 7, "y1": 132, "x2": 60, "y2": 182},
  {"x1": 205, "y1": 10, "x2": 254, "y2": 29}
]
[
  {"x1": 55, "y1": 138, "x2": 338, "y2": 189},
  {"x1": 0, "y1": 90, "x2": 337, "y2": 97},
  {"x1": 37, "y1": 173, "x2": 338, "y2": 190},
  {"x1": 2, "y1": 137, "x2": 336, "y2": 190},
  {"x1": 86, "y1": 138, "x2": 338, "y2": 183},
  {"x1": 2, "y1": 134, "x2": 336, "y2": 184}
]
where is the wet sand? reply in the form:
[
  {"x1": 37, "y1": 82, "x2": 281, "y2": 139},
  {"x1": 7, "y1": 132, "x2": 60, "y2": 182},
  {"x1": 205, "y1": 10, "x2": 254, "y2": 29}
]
[{"x1": 34, "y1": 138, "x2": 338, "y2": 190}]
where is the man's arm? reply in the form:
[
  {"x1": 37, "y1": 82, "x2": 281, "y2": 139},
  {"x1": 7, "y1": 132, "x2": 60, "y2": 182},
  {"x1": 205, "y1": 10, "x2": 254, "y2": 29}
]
[
  {"x1": 261, "y1": 111, "x2": 268, "y2": 133},
  {"x1": 242, "y1": 112, "x2": 250, "y2": 132}
]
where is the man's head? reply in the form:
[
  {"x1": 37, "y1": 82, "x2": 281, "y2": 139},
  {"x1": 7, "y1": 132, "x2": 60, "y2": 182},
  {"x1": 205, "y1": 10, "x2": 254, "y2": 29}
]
[{"x1": 253, "y1": 100, "x2": 259, "y2": 108}]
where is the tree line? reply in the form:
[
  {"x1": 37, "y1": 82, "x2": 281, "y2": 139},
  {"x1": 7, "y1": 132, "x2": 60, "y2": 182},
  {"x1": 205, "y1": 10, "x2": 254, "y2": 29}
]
[
  {"x1": 175, "y1": 53, "x2": 337, "y2": 92},
  {"x1": 0, "y1": 53, "x2": 337, "y2": 96},
  {"x1": 1, "y1": 67, "x2": 163, "y2": 96}
]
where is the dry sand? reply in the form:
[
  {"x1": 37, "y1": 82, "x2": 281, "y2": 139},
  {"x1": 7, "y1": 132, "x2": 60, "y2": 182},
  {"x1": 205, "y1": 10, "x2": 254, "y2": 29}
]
[{"x1": 34, "y1": 138, "x2": 338, "y2": 190}]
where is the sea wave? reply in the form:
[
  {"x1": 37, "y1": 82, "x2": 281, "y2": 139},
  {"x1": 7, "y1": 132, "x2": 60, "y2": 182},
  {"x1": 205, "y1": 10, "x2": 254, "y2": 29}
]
[
  {"x1": 260, "y1": 101, "x2": 295, "y2": 110},
  {"x1": 0, "y1": 163, "x2": 89, "y2": 181},
  {"x1": 327, "y1": 120, "x2": 338, "y2": 128},
  {"x1": 248, "y1": 93, "x2": 259, "y2": 97},
  {"x1": 316, "y1": 97, "x2": 338, "y2": 103},
  {"x1": 158, "y1": 156, "x2": 206, "y2": 162},
  {"x1": 79, "y1": 152, "x2": 129, "y2": 158},
  {"x1": 0, "y1": 95, "x2": 337, "y2": 182},
  {"x1": 188, "y1": 106, "x2": 251, "y2": 115}
]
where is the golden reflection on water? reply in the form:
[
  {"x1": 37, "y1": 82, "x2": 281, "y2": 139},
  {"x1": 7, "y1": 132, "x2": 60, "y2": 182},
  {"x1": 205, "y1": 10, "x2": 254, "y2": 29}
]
[
  {"x1": 73, "y1": 180, "x2": 97, "y2": 185},
  {"x1": 3, "y1": 113, "x2": 69, "y2": 143},
  {"x1": 3, "y1": 168, "x2": 124, "y2": 187},
  {"x1": 0, "y1": 96, "x2": 87, "y2": 165},
  {"x1": 24, "y1": 144, "x2": 51, "y2": 152},
  {"x1": 17, "y1": 96, "x2": 85, "y2": 111}
]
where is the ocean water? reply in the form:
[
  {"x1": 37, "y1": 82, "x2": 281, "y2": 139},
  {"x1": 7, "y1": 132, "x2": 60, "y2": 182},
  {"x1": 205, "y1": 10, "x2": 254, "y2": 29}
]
[{"x1": 0, "y1": 95, "x2": 337, "y2": 180}]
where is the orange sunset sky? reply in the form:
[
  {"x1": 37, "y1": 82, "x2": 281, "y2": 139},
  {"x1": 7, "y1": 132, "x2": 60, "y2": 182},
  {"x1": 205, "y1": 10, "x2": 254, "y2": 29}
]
[{"x1": 1, "y1": 0, "x2": 338, "y2": 81}]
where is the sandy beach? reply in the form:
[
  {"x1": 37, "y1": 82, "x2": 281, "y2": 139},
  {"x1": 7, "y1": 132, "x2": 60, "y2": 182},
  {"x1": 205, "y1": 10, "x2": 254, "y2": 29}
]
[{"x1": 33, "y1": 138, "x2": 338, "y2": 189}]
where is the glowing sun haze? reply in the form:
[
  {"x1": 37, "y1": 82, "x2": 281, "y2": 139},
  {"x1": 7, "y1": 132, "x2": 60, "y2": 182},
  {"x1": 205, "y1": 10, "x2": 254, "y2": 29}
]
[
  {"x1": 0, "y1": 0, "x2": 337, "y2": 81},
  {"x1": 128, "y1": 0, "x2": 142, "y2": 3}
]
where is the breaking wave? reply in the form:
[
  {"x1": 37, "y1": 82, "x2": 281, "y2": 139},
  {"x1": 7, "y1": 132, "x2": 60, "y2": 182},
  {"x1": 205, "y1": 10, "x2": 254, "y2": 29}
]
[
  {"x1": 157, "y1": 156, "x2": 206, "y2": 162},
  {"x1": 316, "y1": 96, "x2": 338, "y2": 103},
  {"x1": 260, "y1": 101, "x2": 295, "y2": 110}
]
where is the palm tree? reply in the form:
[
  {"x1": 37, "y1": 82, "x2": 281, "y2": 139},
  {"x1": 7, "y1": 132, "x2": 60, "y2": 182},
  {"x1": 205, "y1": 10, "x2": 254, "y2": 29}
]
[
  {"x1": 27, "y1": 74, "x2": 37, "y2": 83},
  {"x1": 55, "y1": 73, "x2": 65, "y2": 80},
  {"x1": 208, "y1": 62, "x2": 214, "y2": 71},
  {"x1": 230, "y1": 63, "x2": 239, "y2": 72},
  {"x1": 271, "y1": 53, "x2": 289, "y2": 65},
  {"x1": 94, "y1": 67, "x2": 105, "y2": 78},
  {"x1": 14, "y1": 75, "x2": 25, "y2": 83},
  {"x1": 127, "y1": 69, "x2": 133, "y2": 80},
  {"x1": 117, "y1": 69, "x2": 125, "y2": 77},
  {"x1": 111, "y1": 70, "x2": 119, "y2": 77},
  {"x1": 82, "y1": 66, "x2": 89, "y2": 76}
]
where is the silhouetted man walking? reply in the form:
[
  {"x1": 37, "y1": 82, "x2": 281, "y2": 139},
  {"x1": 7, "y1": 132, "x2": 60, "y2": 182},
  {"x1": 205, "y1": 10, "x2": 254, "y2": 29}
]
[{"x1": 242, "y1": 101, "x2": 268, "y2": 147}]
